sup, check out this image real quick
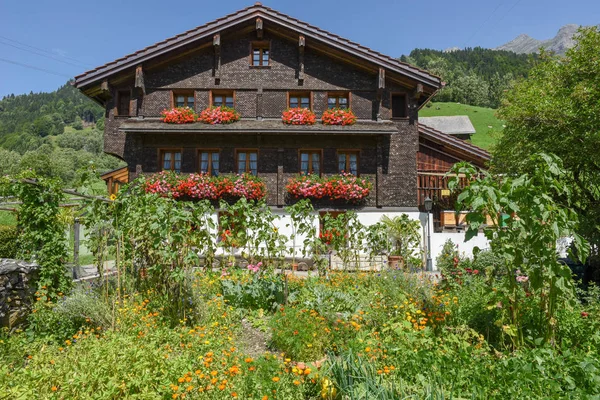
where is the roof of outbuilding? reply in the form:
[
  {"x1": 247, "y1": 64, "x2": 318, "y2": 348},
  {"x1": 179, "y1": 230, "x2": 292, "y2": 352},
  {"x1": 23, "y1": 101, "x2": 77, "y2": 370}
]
[
  {"x1": 418, "y1": 116, "x2": 476, "y2": 135},
  {"x1": 73, "y1": 4, "x2": 441, "y2": 90},
  {"x1": 418, "y1": 123, "x2": 490, "y2": 166}
]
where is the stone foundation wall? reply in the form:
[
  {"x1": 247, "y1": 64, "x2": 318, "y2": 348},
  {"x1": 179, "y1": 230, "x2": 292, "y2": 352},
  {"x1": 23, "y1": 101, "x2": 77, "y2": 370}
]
[{"x1": 0, "y1": 259, "x2": 39, "y2": 330}]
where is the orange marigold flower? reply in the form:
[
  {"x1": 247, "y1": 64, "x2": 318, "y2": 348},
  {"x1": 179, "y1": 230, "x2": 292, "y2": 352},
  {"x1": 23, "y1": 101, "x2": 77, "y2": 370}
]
[
  {"x1": 272, "y1": 377, "x2": 280, "y2": 382},
  {"x1": 51, "y1": 386, "x2": 58, "y2": 392}
]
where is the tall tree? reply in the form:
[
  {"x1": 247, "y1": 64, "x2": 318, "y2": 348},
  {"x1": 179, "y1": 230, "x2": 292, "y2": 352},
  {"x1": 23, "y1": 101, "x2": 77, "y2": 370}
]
[{"x1": 493, "y1": 27, "x2": 600, "y2": 257}]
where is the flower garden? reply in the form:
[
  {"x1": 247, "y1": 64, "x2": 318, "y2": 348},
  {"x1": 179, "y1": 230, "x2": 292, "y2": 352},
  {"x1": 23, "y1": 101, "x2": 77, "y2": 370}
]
[{"x1": 1, "y1": 155, "x2": 599, "y2": 398}]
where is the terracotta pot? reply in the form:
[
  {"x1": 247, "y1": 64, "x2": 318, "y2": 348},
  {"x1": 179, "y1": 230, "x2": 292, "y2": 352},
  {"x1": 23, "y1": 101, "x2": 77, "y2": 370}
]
[
  {"x1": 388, "y1": 255, "x2": 403, "y2": 269},
  {"x1": 291, "y1": 263, "x2": 298, "y2": 272}
]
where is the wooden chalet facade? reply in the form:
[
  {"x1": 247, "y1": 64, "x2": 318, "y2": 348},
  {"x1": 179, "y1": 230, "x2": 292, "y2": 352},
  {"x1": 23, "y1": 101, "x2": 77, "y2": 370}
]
[{"x1": 74, "y1": 3, "x2": 489, "y2": 222}]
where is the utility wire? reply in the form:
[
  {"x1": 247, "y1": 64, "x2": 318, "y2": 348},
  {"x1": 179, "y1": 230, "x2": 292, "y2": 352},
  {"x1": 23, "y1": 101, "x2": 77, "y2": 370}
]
[
  {"x1": 0, "y1": 39, "x2": 88, "y2": 69},
  {"x1": 0, "y1": 57, "x2": 72, "y2": 78},
  {"x1": 0, "y1": 35, "x2": 93, "y2": 68},
  {"x1": 464, "y1": 0, "x2": 506, "y2": 48}
]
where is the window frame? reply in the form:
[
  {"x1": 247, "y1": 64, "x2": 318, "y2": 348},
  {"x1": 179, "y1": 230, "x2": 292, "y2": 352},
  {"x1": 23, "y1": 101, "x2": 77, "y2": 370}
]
[
  {"x1": 249, "y1": 41, "x2": 271, "y2": 67},
  {"x1": 158, "y1": 148, "x2": 183, "y2": 173},
  {"x1": 337, "y1": 149, "x2": 360, "y2": 176},
  {"x1": 326, "y1": 92, "x2": 351, "y2": 109},
  {"x1": 210, "y1": 90, "x2": 236, "y2": 108},
  {"x1": 287, "y1": 91, "x2": 313, "y2": 110},
  {"x1": 298, "y1": 149, "x2": 323, "y2": 176},
  {"x1": 115, "y1": 89, "x2": 131, "y2": 117},
  {"x1": 390, "y1": 92, "x2": 409, "y2": 120},
  {"x1": 197, "y1": 148, "x2": 220, "y2": 176},
  {"x1": 235, "y1": 148, "x2": 259, "y2": 176},
  {"x1": 171, "y1": 90, "x2": 195, "y2": 109}
]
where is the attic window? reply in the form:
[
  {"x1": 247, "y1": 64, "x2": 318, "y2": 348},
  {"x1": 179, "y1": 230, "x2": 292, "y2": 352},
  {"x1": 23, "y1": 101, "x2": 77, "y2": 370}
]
[
  {"x1": 173, "y1": 91, "x2": 195, "y2": 109},
  {"x1": 212, "y1": 91, "x2": 234, "y2": 108},
  {"x1": 289, "y1": 92, "x2": 311, "y2": 109},
  {"x1": 251, "y1": 42, "x2": 270, "y2": 67},
  {"x1": 327, "y1": 93, "x2": 350, "y2": 109}
]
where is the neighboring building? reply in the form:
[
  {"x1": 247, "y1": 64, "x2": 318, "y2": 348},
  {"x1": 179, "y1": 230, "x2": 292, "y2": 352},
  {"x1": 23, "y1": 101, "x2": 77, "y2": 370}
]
[
  {"x1": 419, "y1": 116, "x2": 476, "y2": 140},
  {"x1": 74, "y1": 3, "x2": 490, "y2": 268}
]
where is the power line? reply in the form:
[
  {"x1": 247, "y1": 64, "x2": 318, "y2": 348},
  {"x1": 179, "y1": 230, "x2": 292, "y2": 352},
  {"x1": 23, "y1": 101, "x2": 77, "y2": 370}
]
[
  {"x1": 0, "y1": 57, "x2": 72, "y2": 78},
  {"x1": 464, "y1": 1, "x2": 506, "y2": 48},
  {"x1": 0, "y1": 35, "x2": 93, "y2": 68},
  {"x1": 0, "y1": 39, "x2": 89, "y2": 69}
]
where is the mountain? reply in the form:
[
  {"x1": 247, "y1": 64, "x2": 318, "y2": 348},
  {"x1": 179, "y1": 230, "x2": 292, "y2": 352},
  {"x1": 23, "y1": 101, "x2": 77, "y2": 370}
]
[{"x1": 495, "y1": 24, "x2": 580, "y2": 55}]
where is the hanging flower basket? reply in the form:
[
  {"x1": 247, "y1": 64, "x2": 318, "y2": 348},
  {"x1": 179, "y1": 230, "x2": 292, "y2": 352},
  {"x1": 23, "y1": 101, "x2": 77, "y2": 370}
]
[
  {"x1": 321, "y1": 108, "x2": 356, "y2": 126},
  {"x1": 282, "y1": 108, "x2": 316, "y2": 125},
  {"x1": 198, "y1": 106, "x2": 240, "y2": 125},
  {"x1": 143, "y1": 171, "x2": 266, "y2": 201},
  {"x1": 286, "y1": 173, "x2": 371, "y2": 202},
  {"x1": 160, "y1": 107, "x2": 198, "y2": 124}
]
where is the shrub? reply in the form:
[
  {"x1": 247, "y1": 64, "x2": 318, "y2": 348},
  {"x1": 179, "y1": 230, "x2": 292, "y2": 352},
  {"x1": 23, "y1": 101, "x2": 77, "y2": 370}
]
[
  {"x1": 0, "y1": 225, "x2": 18, "y2": 258},
  {"x1": 270, "y1": 307, "x2": 331, "y2": 361}
]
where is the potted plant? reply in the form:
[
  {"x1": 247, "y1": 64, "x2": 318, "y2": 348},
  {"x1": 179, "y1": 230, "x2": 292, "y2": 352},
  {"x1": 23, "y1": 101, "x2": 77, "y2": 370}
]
[
  {"x1": 321, "y1": 108, "x2": 356, "y2": 125},
  {"x1": 282, "y1": 107, "x2": 316, "y2": 125},
  {"x1": 198, "y1": 105, "x2": 240, "y2": 124},
  {"x1": 380, "y1": 214, "x2": 423, "y2": 269},
  {"x1": 160, "y1": 107, "x2": 198, "y2": 124}
]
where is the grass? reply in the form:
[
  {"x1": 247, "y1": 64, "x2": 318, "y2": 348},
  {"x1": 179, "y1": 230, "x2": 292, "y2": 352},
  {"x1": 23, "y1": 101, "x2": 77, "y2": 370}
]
[
  {"x1": 419, "y1": 102, "x2": 504, "y2": 150},
  {"x1": 0, "y1": 211, "x2": 17, "y2": 227}
]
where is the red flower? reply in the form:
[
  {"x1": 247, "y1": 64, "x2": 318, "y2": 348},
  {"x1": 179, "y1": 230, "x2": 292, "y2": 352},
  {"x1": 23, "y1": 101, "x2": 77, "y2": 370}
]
[
  {"x1": 321, "y1": 108, "x2": 356, "y2": 126},
  {"x1": 282, "y1": 108, "x2": 316, "y2": 125},
  {"x1": 198, "y1": 106, "x2": 240, "y2": 125},
  {"x1": 286, "y1": 173, "x2": 371, "y2": 202},
  {"x1": 160, "y1": 107, "x2": 198, "y2": 124},
  {"x1": 581, "y1": 312, "x2": 589, "y2": 318}
]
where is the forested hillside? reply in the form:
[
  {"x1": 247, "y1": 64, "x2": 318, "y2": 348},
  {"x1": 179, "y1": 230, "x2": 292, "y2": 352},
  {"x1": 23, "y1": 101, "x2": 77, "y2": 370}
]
[
  {"x1": 0, "y1": 82, "x2": 124, "y2": 185},
  {"x1": 401, "y1": 47, "x2": 538, "y2": 108}
]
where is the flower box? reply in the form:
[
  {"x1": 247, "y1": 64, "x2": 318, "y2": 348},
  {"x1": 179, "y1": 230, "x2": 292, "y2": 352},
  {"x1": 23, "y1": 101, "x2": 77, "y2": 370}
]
[
  {"x1": 286, "y1": 173, "x2": 372, "y2": 202},
  {"x1": 143, "y1": 171, "x2": 266, "y2": 201},
  {"x1": 160, "y1": 107, "x2": 198, "y2": 124},
  {"x1": 198, "y1": 106, "x2": 240, "y2": 124},
  {"x1": 321, "y1": 108, "x2": 356, "y2": 126},
  {"x1": 282, "y1": 108, "x2": 316, "y2": 125}
]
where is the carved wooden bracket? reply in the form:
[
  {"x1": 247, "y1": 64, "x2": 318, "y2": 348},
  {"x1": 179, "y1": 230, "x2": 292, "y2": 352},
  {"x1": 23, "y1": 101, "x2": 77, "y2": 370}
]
[
  {"x1": 134, "y1": 65, "x2": 145, "y2": 95},
  {"x1": 298, "y1": 35, "x2": 305, "y2": 83},
  {"x1": 378, "y1": 68, "x2": 385, "y2": 90},
  {"x1": 414, "y1": 83, "x2": 423, "y2": 99},
  {"x1": 213, "y1": 34, "x2": 221, "y2": 80},
  {"x1": 100, "y1": 80, "x2": 111, "y2": 97},
  {"x1": 256, "y1": 18, "x2": 263, "y2": 39}
]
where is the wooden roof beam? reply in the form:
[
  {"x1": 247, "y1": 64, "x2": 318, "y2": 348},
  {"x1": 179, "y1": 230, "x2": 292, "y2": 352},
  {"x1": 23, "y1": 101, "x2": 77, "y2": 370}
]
[{"x1": 256, "y1": 18, "x2": 263, "y2": 39}]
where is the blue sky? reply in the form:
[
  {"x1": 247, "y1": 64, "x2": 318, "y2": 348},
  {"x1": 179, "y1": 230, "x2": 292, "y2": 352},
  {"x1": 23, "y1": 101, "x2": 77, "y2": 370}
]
[{"x1": 1, "y1": 0, "x2": 598, "y2": 96}]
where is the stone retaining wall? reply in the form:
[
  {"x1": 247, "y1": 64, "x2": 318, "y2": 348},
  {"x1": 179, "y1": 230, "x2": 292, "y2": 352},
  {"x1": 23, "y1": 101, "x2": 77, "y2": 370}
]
[{"x1": 0, "y1": 259, "x2": 39, "y2": 330}]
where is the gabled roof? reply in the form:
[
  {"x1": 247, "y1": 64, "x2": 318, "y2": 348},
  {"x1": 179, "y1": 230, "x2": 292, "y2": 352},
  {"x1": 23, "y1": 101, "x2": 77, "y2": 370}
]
[
  {"x1": 419, "y1": 116, "x2": 476, "y2": 135},
  {"x1": 418, "y1": 123, "x2": 490, "y2": 167},
  {"x1": 73, "y1": 3, "x2": 441, "y2": 90}
]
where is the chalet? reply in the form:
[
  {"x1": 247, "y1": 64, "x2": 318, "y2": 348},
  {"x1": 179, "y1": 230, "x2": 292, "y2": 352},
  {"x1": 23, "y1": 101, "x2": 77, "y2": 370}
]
[{"x1": 74, "y1": 3, "x2": 490, "y2": 267}]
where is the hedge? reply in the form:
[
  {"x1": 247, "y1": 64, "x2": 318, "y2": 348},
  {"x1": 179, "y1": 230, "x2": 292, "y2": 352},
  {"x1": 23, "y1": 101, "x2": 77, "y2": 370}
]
[{"x1": 0, "y1": 225, "x2": 19, "y2": 258}]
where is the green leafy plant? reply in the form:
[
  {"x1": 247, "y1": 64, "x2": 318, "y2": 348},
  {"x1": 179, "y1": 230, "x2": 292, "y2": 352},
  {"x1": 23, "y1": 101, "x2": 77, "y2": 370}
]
[
  {"x1": 380, "y1": 214, "x2": 423, "y2": 268},
  {"x1": 0, "y1": 225, "x2": 18, "y2": 258}
]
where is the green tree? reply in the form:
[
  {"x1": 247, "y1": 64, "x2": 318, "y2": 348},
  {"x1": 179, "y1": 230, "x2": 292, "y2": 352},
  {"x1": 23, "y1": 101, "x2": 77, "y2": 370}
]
[{"x1": 493, "y1": 27, "x2": 600, "y2": 254}]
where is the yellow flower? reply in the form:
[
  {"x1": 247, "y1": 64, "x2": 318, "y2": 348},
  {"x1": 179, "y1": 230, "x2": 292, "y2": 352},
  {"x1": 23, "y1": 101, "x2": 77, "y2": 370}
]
[
  {"x1": 272, "y1": 377, "x2": 280, "y2": 382},
  {"x1": 110, "y1": 194, "x2": 117, "y2": 201}
]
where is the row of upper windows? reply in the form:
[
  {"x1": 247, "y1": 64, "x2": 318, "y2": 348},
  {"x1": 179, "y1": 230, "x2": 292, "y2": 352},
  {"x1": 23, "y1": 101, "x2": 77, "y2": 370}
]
[
  {"x1": 115, "y1": 90, "x2": 407, "y2": 118},
  {"x1": 160, "y1": 149, "x2": 360, "y2": 176}
]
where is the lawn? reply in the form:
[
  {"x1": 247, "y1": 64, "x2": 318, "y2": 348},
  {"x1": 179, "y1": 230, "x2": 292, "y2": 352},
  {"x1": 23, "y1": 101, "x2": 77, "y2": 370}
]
[
  {"x1": 419, "y1": 102, "x2": 504, "y2": 150},
  {"x1": 0, "y1": 210, "x2": 17, "y2": 227}
]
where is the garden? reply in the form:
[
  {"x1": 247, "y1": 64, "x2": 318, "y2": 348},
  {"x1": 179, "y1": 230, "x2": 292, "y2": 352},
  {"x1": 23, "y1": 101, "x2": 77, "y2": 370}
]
[{"x1": 0, "y1": 153, "x2": 599, "y2": 399}]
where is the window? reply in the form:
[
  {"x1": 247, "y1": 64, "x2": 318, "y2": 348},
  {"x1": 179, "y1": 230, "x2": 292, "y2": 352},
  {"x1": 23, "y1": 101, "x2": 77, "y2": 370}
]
[
  {"x1": 116, "y1": 90, "x2": 130, "y2": 116},
  {"x1": 251, "y1": 42, "x2": 270, "y2": 67},
  {"x1": 236, "y1": 150, "x2": 258, "y2": 175},
  {"x1": 160, "y1": 150, "x2": 182, "y2": 172},
  {"x1": 199, "y1": 150, "x2": 220, "y2": 176},
  {"x1": 173, "y1": 91, "x2": 195, "y2": 109},
  {"x1": 391, "y1": 93, "x2": 407, "y2": 118},
  {"x1": 327, "y1": 93, "x2": 350, "y2": 109},
  {"x1": 211, "y1": 91, "x2": 234, "y2": 108},
  {"x1": 289, "y1": 92, "x2": 311, "y2": 109},
  {"x1": 299, "y1": 150, "x2": 321, "y2": 175},
  {"x1": 338, "y1": 150, "x2": 359, "y2": 175}
]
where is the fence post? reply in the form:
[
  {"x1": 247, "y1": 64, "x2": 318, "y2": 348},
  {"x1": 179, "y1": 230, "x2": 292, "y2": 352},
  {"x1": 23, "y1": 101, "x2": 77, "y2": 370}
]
[{"x1": 74, "y1": 217, "x2": 80, "y2": 267}]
